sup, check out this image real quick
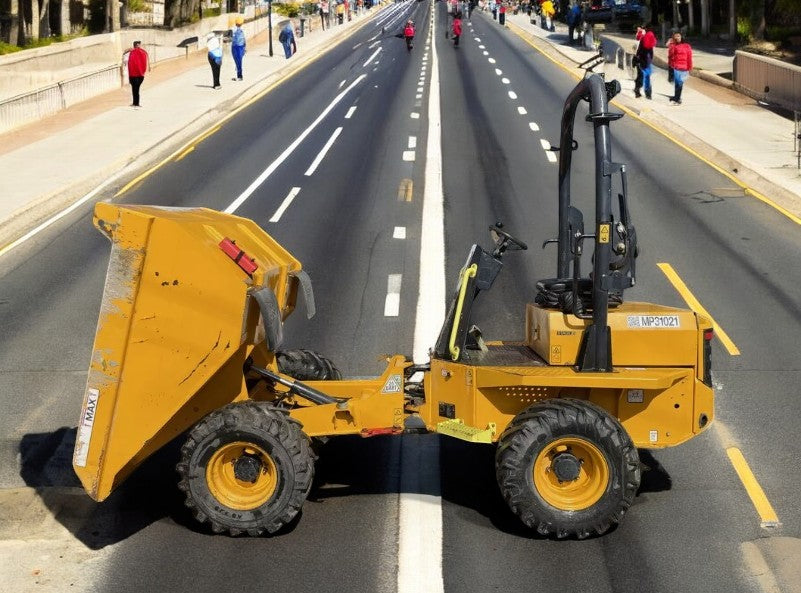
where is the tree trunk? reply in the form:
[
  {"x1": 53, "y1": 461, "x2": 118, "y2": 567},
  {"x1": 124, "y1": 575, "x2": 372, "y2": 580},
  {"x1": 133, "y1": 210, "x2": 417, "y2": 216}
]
[
  {"x1": 58, "y1": 0, "x2": 70, "y2": 36},
  {"x1": 687, "y1": 0, "x2": 694, "y2": 32},
  {"x1": 729, "y1": 0, "x2": 735, "y2": 39},
  {"x1": 699, "y1": 0, "x2": 708, "y2": 36},
  {"x1": 39, "y1": 0, "x2": 50, "y2": 38},
  {"x1": 753, "y1": 0, "x2": 766, "y2": 40},
  {"x1": 29, "y1": 0, "x2": 41, "y2": 40},
  {"x1": 106, "y1": 0, "x2": 120, "y2": 30},
  {"x1": 9, "y1": 0, "x2": 20, "y2": 44}
]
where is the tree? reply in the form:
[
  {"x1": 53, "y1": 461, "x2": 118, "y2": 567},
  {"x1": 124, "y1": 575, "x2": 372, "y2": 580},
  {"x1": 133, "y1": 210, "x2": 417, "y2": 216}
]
[{"x1": 8, "y1": 0, "x2": 20, "y2": 44}]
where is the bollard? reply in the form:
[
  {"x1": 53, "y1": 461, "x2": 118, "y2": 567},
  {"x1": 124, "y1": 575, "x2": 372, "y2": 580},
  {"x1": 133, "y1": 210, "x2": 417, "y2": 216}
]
[{"x1": 300, "y1": 17, "x2": 306, "y2": 37}]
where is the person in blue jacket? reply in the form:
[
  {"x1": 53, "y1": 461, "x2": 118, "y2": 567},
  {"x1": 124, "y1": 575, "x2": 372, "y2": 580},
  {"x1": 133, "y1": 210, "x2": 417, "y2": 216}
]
[
  {"x1": 231, "y1": 17, "x2": 246, "y2": 80},
  {"x1": 566, "y1": 2, "x2": 581, "y2": 45},
  {"x1": 279, "y1": 22, "x2": 297, "y2": 59}
]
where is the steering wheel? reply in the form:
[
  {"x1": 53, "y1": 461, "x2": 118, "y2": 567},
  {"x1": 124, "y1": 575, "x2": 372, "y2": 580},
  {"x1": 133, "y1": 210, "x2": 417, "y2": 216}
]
[{"x1": 490, "y1": 223, "x2": 528, "y2": 257}]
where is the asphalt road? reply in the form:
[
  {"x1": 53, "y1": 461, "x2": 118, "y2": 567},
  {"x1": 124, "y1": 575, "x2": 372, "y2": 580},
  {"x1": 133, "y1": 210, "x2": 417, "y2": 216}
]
[{"x1": 1, "y1": 2, "x2": 800, "y2": 592}]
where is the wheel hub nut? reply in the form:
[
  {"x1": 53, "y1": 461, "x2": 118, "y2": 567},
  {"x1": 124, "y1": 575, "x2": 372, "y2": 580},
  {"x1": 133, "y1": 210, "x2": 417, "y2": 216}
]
[
  {"x1": 233, "y1": 455, "x2": 263, "y2": 483},
  {"x1": 551, "y1": 452, "x2": 581, "y2": 482}
]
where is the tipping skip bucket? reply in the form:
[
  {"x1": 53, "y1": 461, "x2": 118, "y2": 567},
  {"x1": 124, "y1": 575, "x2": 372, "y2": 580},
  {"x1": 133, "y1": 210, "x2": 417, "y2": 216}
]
[{"x1": 73, "y1": 204, "x2": 309, "y2": 501}]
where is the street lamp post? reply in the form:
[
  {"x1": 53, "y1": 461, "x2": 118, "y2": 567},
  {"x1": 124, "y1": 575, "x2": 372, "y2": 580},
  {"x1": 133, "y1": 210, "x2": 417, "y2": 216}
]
[{"x1": 268, "y1": 1, "x2": 274, "y2": 57}]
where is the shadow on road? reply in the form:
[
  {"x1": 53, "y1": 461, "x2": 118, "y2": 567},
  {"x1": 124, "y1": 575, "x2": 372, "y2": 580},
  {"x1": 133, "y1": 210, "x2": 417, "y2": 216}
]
[{"x1": 19, "y1": 427, "x2": 674, "y2": 547}]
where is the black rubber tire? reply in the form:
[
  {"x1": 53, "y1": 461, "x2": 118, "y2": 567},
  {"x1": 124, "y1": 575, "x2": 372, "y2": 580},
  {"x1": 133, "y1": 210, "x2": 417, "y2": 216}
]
[
  {"x1": 177, "y1": 401, "x2": 314, "y2": 536},
  {"x1": 276, "y1": 349, "x2": 342, "y2": 381},
  {"x1": 495, "y1": 398, "x2": 640, "y2": 539}
]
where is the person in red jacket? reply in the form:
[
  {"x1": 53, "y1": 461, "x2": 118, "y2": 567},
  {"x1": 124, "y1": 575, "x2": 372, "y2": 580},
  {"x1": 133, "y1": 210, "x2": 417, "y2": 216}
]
[
  {"x1": 633, "y1": 25, "x2": 656, "y2": 99},
  {"x1": 452, "y1": 13, "x2": 462, "y2": 46},
  {"x1": 668, "y1": 31, "x2": 692, "y2": 105},
  {"x1": 124, "y1": 41, "x2": 148, "y2": 108}
]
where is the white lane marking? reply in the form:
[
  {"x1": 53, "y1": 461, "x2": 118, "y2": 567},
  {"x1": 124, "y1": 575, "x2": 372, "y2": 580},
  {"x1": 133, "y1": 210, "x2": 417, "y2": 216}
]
[
  {"x1": 225, "y1": 75, "x2": 365, "y2": 213},
  {"x1": 495, "y1": 68, "x2": 502, "y2": 75},
  {"x1": 502, "y1": 78, "x2": 510, "y2": 84},
  {"x1": 408, "y1": 136, "x2": 417, "y2": 149},
  {"x1": 345, "y1": 105, "x2": 357, "y2": 119},
  {"x1": 0, "y1": 168, "x2": 126, "y2": 258},
  {"x1": 304, "y1": 127, "x2": 342, "y2": 176},
  {"x1": 403, "y1": 150, "x2": 416, "y2": 161},
  {"x1": 518, "y1": 106, "x2": 528, "y2": 115},
  {"x1": 384, "y1": 274, "x2": 402, "y2": 317},
  {"x1": 483, "y1": 51, "x2": 489, "y2": 56},
  {"x1": 416, "y1": 94, "x2": 423, "y2": 99},
  {"x1": 268, "y1": 187, "x2": 301, "y2": 223},
  {"x1": 475, "y1": 37, "x2": 481, "y2": 41},
  {"x1": 394, "y1": 226, "x2": 407, "y2": 239},
  {"x1": 401, "y1": 7, "x2": 445, "y2": 593},
  {"x1": 364, "y1": 47, "x2": 382, "y2": 67},
  {"x1": 541, "y1": 138, "x2": 557, "y2": 163},
  {"x1": 368, "y1": 41, "x2": 381, "y2": 49},
  {"x1": 339, "y1": 80, "x2": 346, "y2": 88},
  {"x1": 488, "y1": 57, "x2": 496, "y2": 64},
  {"x1": 479, "y1": 44, "x2": 486, "y2": 49},
  {"x1": 508, "y1": 91, "x2": 518, "y2": 99},
  {"x1": 411, "y1": 112, "x2": 420, "y2": 119},
  {"x1": 529, "y1": 122, "x2": 540, "y2": 131}
]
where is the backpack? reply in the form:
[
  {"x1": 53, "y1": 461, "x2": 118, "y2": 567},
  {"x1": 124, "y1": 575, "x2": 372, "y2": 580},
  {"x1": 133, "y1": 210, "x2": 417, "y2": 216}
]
[{"x1": 404, "y1": 24, "x2": 414, "y2": 37}]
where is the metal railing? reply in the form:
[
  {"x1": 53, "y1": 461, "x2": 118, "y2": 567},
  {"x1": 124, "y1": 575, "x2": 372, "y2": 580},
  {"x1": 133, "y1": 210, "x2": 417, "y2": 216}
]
[{"x1": 0, "y1": 65, "x2": 121, "y2": 134}]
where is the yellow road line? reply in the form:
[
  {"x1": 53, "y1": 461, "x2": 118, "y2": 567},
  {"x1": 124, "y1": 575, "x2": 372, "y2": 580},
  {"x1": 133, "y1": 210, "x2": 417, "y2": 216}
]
[
  {"x1": 726, "y1": 447, "x2": 781, "y2": 528},
  {"x1": 507, "y1": 22, "x2": 801, "y2": 227},
  {"x1": 175, "y1": 146, "x2": 195, "y2": 161},
  {"x1": 657, "y1": 262, "x2": 740, "y2": 355}
]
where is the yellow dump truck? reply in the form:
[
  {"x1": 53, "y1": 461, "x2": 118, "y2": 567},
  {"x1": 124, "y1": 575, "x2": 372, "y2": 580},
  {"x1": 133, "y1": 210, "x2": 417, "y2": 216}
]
[{"x1": 74, "y1": 75, "x2": 714, "y2": 538}]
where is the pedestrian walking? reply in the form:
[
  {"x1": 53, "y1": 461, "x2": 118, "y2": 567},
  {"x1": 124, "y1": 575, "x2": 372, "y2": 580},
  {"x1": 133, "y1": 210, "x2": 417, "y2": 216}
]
[
  {"x1": 668, "y1": 31, "x2": 692, "y2": 105},
  {"x1": 206, "y1": 32, "x2": 223, "y2": 89},
  {"x1": 499, "y1": 1, "x2": 507, "y2": 25},
  {"x1": 231, "y1": 17, "x2": 246, "y2": 81},
  {"x1": 336, "y1": 1, "x2": 344, "y2": 24},
  {"x1": 541, "y1": 0, "x2": 555, "y2": 31},
  {"x1": 452, "y1": 12, "x2": 462, "y2": 46},
  {"x1": 279, "y1": 22, "x2": 297, "y2": 59},
  {"x1": 319, "y1": 1, "x2": 329, "y2": 30},
  {"x1": 123, "y1": 40, "x2": 148, "y2": 108},
  {"x1": 566, "y1": 1, "x2": 581, "y2": 45},
  {"x1": 633, "y1": 25, "x2": 656, "y2": 99}
]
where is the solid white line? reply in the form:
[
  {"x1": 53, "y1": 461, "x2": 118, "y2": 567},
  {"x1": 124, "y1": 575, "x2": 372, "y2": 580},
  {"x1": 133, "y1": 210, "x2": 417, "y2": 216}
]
[
  {"x1": 225, "y1": 75, "x2": 365, "y2": 213},
  {"x1": 384, "y1": 273, "x2": 402, "y2": 316},
  {"x1": 363, "y1": 46, "x2": 382, "y2": 67},
  {"x1": 345, "y1": 105, "x2": 357, "y2": 119},
  {"x1": 268, "y1": 187, "x2": 301, "y2": 223},
  {"x1": 0, "y1": 170, "x2": 124, "y2": 258},
  {"x1": 393, "y1": 226, "x2": 406, "y2": 239},
  {"x1": 400, "y1": 5, "x2": 444, "y2": 593},
  {"x1": 305, "y1": 127, "x2": 342, "y2": 176}
]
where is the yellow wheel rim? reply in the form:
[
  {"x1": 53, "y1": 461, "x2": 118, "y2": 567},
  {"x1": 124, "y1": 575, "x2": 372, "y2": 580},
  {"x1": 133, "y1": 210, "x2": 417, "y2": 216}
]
[
  {"x1": 206, "y1": 441, "x2": 278, "y2": 510},
  {"x1": 533, "y1": 437, "x2": 609, "y2": 511}
]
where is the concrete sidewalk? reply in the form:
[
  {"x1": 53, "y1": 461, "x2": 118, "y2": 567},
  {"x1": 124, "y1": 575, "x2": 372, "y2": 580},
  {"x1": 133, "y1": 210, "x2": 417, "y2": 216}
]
[
  {"x1": 0, "y1": 8, "x2": 384, "y2": 249},
  {"x1": 502, "y1": 12, "x2": 801, "y2": 222}
]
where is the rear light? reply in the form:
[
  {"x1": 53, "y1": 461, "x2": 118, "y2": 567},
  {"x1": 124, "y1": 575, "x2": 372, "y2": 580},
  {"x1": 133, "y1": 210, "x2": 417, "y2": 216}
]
[{"x1": 702, "y1": 328, "x2": 713, "y2": 386}]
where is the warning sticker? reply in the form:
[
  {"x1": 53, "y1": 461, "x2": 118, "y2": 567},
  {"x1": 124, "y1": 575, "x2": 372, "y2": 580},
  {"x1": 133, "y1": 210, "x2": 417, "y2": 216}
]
[
  {"x1": 599, "y1": 224, "x2": 610, "y2": 244},
  {"x1": 627, "y1": 315, "x2": 681, "y2": 329},
  {"x1": 381, "y1": 374, "x2": 402, "y2": 394},
  {"x1": 74, "y1": 388, "x2": 99, "y2": 468}
]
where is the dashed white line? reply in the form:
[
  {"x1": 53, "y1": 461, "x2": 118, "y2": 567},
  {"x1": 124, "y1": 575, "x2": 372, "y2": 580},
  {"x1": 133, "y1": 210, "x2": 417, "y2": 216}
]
[
  {"x1": 345, "y1": 105, "x2": 357, "y2": 119},
  {"x1": 403, "y1": 150, "x2": 416, "y2": 161},
  {"x1": 384, "y1": 274, "x2": 403, "y2": 316},
  {"x1": 479, "y1": 44, "x2": 486, "y2": 49},
  {"x1": 411, "y1": 112, "x2": 420, "y2": 119},
  {"x1": 225, "y1": 75, "x2": 365, "y2": 213},
  {"x1": 393, "y1": 226, "x2": 407, "y2": 239},
  {"x1": 541, "y1": 138, "x2": 557, "y2": 162},
  {"x1": 408, "y1": 136, "x2": 417, "y2": 149},
  {"x1": 305, "y1": 127, "x2": 342, "y2": 176},
  {"x1": 529, "y1": 122, "x2": 540, "y2": 131},
  {"x1": 508, "y1": 91, "x2": 518, "y2": 99},
  {"x1": 502, "y1": 78, "x2": 510, "y2": 84},
  {"x1": 416, "y1": 94, "x2": 423, "y2": 99},
  {"x1": 488, "y1": 57, "x2": 496, "y2": 64},
  {"x1": 495, "y1": 68, "x2": 502, "y2": 75},
  {"x1": 483, "y1": 51, "x2": 489, "y2": 56},
  {"x1": 518, "y1": 106, "x2": 528, "y2": 115},
  {"x1": 269, "y1": 187, "x2": 301, "y2": 223}
]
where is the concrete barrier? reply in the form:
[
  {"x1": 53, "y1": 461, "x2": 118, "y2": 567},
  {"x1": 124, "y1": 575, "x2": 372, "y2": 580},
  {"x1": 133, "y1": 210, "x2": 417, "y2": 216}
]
[{"x1": 733, "y1": 50, "x2": 801, "y2": 111}]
